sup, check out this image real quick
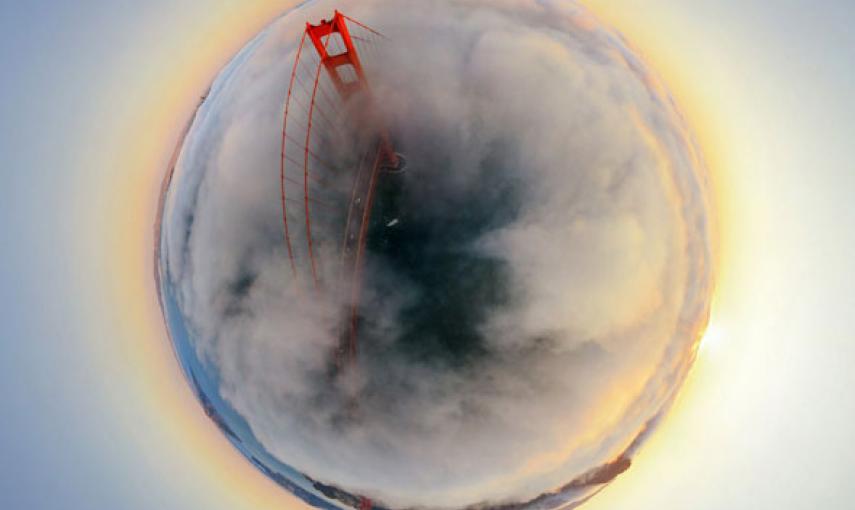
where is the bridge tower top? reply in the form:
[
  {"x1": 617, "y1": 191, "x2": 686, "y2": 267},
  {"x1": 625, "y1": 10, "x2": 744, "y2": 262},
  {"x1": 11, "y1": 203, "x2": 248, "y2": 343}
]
[{"x1": 306, "y1": 11, "x2": 367, "y2": 99}]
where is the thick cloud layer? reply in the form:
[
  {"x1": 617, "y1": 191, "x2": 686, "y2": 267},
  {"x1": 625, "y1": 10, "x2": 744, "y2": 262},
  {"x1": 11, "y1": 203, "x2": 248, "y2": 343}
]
[{"x1": 159, "y1": 0, "x2": 712, "y2": 508}]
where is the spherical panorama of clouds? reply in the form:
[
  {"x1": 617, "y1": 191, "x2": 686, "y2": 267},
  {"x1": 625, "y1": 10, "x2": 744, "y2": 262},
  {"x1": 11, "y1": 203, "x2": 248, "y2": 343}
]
[{"x1": 156, "y1": 0, "x2": 714, "y2": 509}]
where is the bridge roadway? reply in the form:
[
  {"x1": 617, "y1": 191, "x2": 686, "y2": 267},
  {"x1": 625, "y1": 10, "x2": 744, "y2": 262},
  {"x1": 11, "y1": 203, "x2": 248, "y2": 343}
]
[{"x1": 336, "y1": 142, "x2": 376, "y2": 367}]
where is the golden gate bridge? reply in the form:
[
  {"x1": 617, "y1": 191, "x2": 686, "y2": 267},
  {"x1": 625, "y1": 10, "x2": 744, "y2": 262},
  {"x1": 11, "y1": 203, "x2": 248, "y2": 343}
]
[{"x1": 279, "y1": 11, "x2": 402, "y2": 380}]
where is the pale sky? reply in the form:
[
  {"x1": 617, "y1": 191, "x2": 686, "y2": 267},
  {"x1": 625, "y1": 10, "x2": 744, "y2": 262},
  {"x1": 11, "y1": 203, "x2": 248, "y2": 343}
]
[{"x1": 1, "y1": 1, "x2": 853, "y2": 509}]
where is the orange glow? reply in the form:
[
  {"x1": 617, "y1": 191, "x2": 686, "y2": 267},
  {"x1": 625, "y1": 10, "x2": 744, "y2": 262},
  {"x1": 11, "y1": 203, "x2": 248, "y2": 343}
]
[{"x1": 577, "y1": 1, "x2": 734, "y2": 507}]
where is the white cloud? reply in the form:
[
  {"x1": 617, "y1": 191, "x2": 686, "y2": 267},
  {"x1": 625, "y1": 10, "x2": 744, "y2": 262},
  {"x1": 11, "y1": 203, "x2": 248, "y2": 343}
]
[{"x1": 160, "y1": 0, "x2": 713, "y2": 507}]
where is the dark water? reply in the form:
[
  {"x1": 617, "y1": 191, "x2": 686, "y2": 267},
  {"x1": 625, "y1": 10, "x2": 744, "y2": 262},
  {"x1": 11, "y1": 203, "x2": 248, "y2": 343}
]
[{"x1": 361, "y1": 139, "x2": 524, "y2": 370}]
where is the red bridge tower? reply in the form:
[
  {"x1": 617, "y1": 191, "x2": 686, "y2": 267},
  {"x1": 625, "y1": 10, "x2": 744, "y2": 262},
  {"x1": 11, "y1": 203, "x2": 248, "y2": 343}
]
[{"x1": 280, "y1": 11, "x2": 401, "y2": 371}]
